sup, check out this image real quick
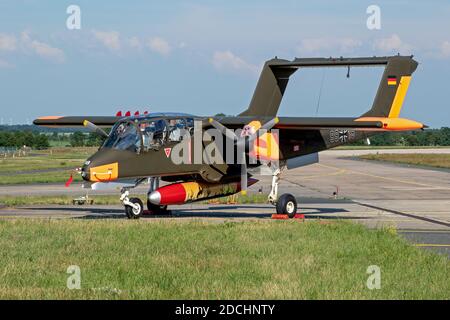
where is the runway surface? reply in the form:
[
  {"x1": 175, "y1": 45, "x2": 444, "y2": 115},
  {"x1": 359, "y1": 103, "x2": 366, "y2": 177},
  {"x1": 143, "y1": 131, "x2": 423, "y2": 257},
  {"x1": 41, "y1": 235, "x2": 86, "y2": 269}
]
[{"x1": 1, "y1": 148, "x2": 449, "y2": 256}]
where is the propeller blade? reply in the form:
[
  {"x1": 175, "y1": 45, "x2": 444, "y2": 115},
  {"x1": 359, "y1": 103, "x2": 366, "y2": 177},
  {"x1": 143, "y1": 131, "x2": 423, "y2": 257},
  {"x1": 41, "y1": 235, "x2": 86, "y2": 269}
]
[
  {"x1": 260, "y1": 117, "x2": 279, "y2": 131},
  {"x1": 208, "y1": 118, "x2": 238, "y2": 141},
  {"x1": 247, "y1": 117, "x2": 279, "y2": 144},
  {"x1": 83, "y1": 120, "x2": 109, "y2": 138}
]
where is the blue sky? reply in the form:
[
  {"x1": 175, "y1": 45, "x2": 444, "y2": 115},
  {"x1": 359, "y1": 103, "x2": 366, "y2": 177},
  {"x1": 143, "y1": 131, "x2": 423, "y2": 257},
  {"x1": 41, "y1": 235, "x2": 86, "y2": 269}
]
[{"x1": 0, "y1": 0, "x2": 449, "y2": 127}]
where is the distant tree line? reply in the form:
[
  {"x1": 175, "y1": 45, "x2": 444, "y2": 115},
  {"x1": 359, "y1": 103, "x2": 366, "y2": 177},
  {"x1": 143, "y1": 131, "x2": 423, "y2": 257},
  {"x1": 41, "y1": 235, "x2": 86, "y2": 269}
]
[
  {"x1": 0, "y1": 131, "x2": 50, "y2": 149},
  {"x1": 350, "y1": 127, "x2": 450, "y2": 146},
  {"x1": 69, "y1": 132, "x2": 107, "y2": 147}
]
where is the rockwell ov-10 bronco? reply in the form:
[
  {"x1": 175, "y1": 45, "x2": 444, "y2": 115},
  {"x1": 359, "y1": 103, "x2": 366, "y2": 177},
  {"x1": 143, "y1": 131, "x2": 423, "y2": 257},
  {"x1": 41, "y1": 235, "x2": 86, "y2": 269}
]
[{"x1": 34, "y1": 55, "x2": 424, "y2": 219}]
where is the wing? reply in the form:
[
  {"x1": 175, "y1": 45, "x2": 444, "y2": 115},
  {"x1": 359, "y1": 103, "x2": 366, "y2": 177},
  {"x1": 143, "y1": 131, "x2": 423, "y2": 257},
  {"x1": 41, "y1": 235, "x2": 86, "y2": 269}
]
[{"x1": 33, "y1": 116, "x2": 120, "y2": 128}]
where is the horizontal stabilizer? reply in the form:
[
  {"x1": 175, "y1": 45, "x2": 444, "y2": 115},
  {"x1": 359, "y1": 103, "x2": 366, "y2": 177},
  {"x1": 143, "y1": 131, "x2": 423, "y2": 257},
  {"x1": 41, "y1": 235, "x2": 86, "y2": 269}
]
[{"x1": 274, "y1": 116, "x2": 425, "y2": 131}]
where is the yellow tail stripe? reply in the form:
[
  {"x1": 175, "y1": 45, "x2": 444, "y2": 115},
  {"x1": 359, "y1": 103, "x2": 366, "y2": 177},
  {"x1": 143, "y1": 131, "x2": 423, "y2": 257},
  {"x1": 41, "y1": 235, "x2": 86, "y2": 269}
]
[{"x1": 388, "y1": 76, "x2": 411, "y2": 118}]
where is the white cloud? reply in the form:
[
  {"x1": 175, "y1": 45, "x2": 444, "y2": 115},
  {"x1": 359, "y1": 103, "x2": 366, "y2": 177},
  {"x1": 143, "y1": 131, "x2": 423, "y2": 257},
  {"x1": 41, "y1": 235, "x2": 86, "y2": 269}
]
[
  {"x1": 373, "y1": 34, "x2": 412, "y2": 54},
  {"x1": 297, "y1": 37, "x2": 362, "y2": 55},
  {"x1": 128, "y1": 36, "x2": 142, "y2": 49},
  {"x1": 30, "y1": 40, "x2": 65, "y2": 63},
  {"x1": 0, "y1": 33, "x2": 16, "y2": 51},
  {"x1": 440, "y1": 41, "x2": 450, "y2": 58},
  {"x1": 0, "y1": 59, "x2": 13, "y2": 68},
  {"x1": 212, "y1": 50, "x2": 259, "y2": 74},
  {"x1": 148, "y1": 37, "x2": 171, "y2": 56},
  {"x1": 92, "y1": 30, "x2": 121, "y2": 51},
  {"x1": 21, "y1": 31, "x2": 65, "y2": 63}
]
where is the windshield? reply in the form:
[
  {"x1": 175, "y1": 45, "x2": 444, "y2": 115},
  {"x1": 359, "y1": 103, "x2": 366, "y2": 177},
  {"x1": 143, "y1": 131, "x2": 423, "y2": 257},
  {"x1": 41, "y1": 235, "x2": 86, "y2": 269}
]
[
  {"x1": 102, "y1": 117, "x2": 191, "y2": 153},
  {"x1": 103, "y1": 121, "x2": 141, "y2": 152}
]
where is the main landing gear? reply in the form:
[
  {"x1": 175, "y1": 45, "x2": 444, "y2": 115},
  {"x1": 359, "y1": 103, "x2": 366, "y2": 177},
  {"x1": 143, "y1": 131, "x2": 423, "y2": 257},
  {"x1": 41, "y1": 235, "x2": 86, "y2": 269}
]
[
  {"x1": 268, "y1": 167, "x2": 298, "y2": 218},
  {"x1": 120, "y1": 177, "x2": 170, "y2": 219}
]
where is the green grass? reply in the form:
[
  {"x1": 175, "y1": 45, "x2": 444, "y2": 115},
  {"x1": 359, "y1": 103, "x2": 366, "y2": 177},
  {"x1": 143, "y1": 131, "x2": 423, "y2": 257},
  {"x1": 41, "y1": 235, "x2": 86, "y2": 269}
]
[
  {"x1": 0, "y1": 172, "x2": 84, "y2": 185},
  {"x1": 0, "y1": 147, "x2": 96, "y2": 185},
  {"x1": 0, "y1": 194, "x2": 127, "y2": 207},
  {"x1": 359, "y1": 153, "x2": 450, "y2": 169},
  {"x1": 204, "y1": 193, "x2": 269, "y2": 204},
  {"x1": 0, "y1": 219, "x2": 448, "y2": 299},
  {"x1": 0, "y1": 158, "x2": 82, "y2": 173}
]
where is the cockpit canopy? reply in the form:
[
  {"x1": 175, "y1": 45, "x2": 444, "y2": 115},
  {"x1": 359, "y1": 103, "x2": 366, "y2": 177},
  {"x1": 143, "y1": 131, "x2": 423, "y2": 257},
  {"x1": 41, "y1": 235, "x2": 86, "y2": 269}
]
[{"x1": 102, "y1": 114, "x2": 195, "y2": 153}]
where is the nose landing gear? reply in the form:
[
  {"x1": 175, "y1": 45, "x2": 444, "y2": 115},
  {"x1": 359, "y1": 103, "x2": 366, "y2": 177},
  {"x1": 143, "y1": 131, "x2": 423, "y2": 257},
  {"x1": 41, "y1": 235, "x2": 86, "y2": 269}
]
[
  {"x1": 120, "y1": 178, "x2": 146, "y2": 219},
  {"x1": 124, "y1": 197, "x2": 144, "y2": 219}
]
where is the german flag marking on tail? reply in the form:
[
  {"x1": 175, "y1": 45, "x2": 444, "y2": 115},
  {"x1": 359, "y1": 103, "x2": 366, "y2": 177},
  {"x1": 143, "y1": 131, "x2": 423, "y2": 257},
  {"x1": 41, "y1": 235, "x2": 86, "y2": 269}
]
[
  {"x1": 388, "y1": 76, "x2": 412, "y2": 118},
  {"x1": 387, "y1": 75, "x2": 397, "y2": 86}
]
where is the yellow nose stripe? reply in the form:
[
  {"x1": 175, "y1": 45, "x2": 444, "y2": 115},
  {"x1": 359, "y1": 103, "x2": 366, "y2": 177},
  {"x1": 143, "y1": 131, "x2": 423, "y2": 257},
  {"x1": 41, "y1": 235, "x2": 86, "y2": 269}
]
[{"x1": 89, "y1": 162, "x2": 119, "y2": 182}]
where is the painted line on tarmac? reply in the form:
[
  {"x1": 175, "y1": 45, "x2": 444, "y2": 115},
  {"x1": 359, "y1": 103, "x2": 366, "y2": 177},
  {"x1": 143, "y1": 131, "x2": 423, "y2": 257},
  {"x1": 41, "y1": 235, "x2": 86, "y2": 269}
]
[
  {"x1": 318, "y1": 163, "x2": 450, "y2": 190},
  {"x1": 355, "y1": 202, "x2": 450, "y2": 228},
  {"x1": 414, "y1": 244, "x2": 450, "y2": 247},
  {"x1": 399, "y1": 230, "x2": 450, "y2": 233}
]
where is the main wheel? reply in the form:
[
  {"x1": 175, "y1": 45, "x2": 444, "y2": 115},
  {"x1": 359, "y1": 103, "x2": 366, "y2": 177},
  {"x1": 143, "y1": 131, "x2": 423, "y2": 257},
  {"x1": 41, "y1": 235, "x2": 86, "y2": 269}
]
[
  {"x1": 276, "y1": 193, "x2": 297, "y2": 218},
  {"x1": 147, "y1": 200, "x2": 171, "y2": 215},
  {"x1": 125, "y1": 198, "x2": 144, "y2": 219}
]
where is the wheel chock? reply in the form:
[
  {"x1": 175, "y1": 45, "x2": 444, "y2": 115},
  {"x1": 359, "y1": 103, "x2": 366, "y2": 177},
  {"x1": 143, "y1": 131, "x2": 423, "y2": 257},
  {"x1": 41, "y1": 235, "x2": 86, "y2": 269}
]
[
  {"x1": 271, "y1": 214, "x2": 289, "y2": 219},
  {"x1": 271, "y1": 213, "x2": 305, "y2": 220}
]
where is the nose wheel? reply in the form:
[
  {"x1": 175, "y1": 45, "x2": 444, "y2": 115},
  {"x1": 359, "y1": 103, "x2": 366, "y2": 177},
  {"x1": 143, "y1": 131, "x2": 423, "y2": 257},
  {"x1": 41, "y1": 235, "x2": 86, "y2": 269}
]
[{"x1": 124, "y1": 197, "x2": 144, "y2": 219}]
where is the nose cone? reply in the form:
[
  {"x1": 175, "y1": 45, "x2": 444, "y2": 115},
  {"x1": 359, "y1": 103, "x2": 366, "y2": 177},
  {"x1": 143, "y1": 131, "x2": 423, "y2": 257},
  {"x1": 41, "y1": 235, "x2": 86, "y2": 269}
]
[
  {"x1": 80, "y1": 152, "x2": 119, "y2": 182},
  {"x1": 81, "y1": 161, "x2": 91, "y2": 181},
  {"x1": 148, "y1": 191, "x2": 161, "y2": 205}
]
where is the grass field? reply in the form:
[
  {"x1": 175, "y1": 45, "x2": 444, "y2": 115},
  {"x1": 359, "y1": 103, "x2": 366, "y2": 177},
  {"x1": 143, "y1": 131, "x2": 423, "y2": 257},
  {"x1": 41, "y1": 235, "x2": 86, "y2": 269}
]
[
  {"x1": 0, "y1": 194, "x2": 125, "y2": 207},
  {"x1": 0, "y1": 147, "x2": 96, "y2": 185},
  {"x1": 359, "y1": 153, "x2": 450, "y2": 169},
  {"x1": 0, "y1": 219, "x2": 448, "y2": 299}
]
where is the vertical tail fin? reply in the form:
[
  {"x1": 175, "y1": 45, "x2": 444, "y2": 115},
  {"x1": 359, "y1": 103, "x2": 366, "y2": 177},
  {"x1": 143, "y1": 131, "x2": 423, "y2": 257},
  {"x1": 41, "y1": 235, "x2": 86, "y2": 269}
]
[
  {"x1": 362, "y1": 56, "x2": 418, "y2": 118},
  {"x1": 239, "y1": 59, "x2": 297, "y2": 117}
]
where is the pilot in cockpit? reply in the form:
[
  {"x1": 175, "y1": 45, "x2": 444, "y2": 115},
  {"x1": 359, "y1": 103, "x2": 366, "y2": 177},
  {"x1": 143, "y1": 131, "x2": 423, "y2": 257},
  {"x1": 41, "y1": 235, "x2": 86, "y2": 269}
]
[
  {"x1": 141, "y1": 120, "x2": 166, "y2": 150},
  {"x1": 168, "y1": 119, "x2": 186, "y2": 142}
]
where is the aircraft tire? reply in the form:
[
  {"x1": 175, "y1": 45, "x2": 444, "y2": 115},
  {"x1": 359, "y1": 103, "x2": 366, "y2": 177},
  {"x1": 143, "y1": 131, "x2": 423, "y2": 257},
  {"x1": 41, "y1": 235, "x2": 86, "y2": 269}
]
[
  {"x1": 276, "y1": 193, "x2": 297, "y2": 218},
  {"x1": 147, "y1": 201, "x2": 171, "y2": 215},
  {"x1": 125, "y1": 198, "x2": 144, "y2": 219}
]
